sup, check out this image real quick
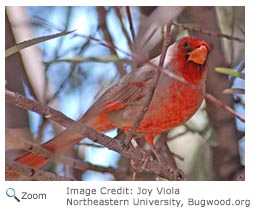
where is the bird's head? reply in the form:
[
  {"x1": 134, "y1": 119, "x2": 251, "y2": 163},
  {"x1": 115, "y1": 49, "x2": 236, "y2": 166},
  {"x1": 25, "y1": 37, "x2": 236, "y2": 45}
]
[{"x1": 168, "y1": 37, "x2": 211, "y2": 85}]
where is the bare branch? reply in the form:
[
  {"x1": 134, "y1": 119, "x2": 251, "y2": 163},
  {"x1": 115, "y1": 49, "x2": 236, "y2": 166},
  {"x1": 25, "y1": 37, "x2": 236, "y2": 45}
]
[
  {"x1": 114, "y1": 7, "x2": 133, "y2": 48},
  {"x1": 97, "y1": 6, "x2": 126, "y2": 76},
  {"x1": 6, "y1": 89, "x2": 74, "y2": 127},
  {"x1": 6, "y1": 161, "x2": 75, "y2": 181},
  {"x1": 230, "y1": 6, "x2": 236, "y2": 67},
  {"x1": 205, "y1": 93, "x2": 244, "y2": 122},
  {"x1": 125, "y1": 6, "x2": 136, "y2": 42},
  {"x1": 172, "y1": 21, "x2": 245, "y2": 42}
]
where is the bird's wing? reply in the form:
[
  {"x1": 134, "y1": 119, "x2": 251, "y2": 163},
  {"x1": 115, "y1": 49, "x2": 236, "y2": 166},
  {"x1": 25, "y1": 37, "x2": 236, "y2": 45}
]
[{"x1": 80, "y1": 67, "x2": 156, "y2": 122}]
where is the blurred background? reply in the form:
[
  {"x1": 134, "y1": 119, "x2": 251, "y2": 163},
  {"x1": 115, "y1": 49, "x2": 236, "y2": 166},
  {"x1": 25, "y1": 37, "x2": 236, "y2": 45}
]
[{"x1": 5, "y1": 6, "x2": 245, "y2": 181}]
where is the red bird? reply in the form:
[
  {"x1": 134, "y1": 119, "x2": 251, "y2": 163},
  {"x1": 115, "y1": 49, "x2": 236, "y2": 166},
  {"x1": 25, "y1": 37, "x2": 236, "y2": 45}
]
[{"x1": 13, "y1": 37, "x2": 211, "y2": 172}]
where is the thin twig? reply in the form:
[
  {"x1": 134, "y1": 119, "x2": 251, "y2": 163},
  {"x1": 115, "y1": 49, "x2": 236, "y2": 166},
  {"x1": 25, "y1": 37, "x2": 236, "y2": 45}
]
[
  {"x1": 114, "y1": 7, "x2": 133, "y2": 48},
  {"x1": 125, "y1": 6, "x2": 136, "y2": 42},
  {"x1": 124, "y1": 22, "x2": 172, "y2": 145},
  {"x1": 97, "y1": 6, "x2": 126, "y2": 76},
  {"x1": 46, "y1": 39, "x2": 92, "y2": 104},
  {"x1": 35, "y1": 118, "x2": 47, "y2": 143},
  {"x1": 164, "y1": 70, "x2": 245, "y2": 123},
  {"x1": 205, "y1": 93, "x2": 245, "y2": 122},
  {"x1": 156, "y1": 132, "x2": 179, "y2": 166},
  {"x1": 230, "y1": 6, "x2": 236, "y2": 68},
  {"x1": 172, "y1": 21, "x2": 245, "y2": 42}
]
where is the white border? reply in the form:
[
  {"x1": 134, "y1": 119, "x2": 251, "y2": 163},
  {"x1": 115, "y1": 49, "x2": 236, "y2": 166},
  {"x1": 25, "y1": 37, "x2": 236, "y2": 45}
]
[{"x1": 2, "y1": 1, "x2": 256, "y2": 212}]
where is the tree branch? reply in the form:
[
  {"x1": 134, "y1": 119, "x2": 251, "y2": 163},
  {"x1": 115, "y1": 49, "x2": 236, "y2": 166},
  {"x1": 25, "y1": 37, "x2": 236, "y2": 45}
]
[
  {"x1": 125, "y1": 6, "x2": 136, "y2": 42},
  {"x1": 97, "y1": 6, "x2": 126, "y2": 76},
  {"x1": 6, "y1": 161, "x2": 75, "y2": 181},
  {"x1": 172, "y1": 21, "x2": 245, "y2": 42}
]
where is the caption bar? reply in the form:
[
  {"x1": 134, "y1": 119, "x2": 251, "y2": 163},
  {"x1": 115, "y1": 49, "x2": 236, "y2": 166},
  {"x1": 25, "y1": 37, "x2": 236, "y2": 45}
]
[{"x1": 66, "y1": 186, "x2": 250, "y2": 208}]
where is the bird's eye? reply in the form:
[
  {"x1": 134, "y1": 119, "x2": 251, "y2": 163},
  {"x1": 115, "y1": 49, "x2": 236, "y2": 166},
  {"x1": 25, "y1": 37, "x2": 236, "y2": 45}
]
[{"x1": 183, "y1": 41, "x2": 189, "y2": 49}]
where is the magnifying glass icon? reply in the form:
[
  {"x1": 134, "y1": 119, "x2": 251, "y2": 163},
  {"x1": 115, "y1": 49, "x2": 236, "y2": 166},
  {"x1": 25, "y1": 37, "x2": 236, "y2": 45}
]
[{"x1": 6, "y1": 188, "x2": 20, "y2": 202}]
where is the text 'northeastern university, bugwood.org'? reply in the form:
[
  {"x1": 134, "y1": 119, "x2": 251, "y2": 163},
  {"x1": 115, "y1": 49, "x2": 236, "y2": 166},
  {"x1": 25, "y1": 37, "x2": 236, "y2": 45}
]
[{"x1": 66, "y1": 186, "x2": 250, "y2": 208}]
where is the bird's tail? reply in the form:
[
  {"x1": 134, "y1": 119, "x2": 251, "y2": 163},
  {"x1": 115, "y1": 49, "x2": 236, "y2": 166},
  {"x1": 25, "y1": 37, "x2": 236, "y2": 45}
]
[
  {"x1": 6, "y1": 113, "x2": 115, "y2": 179},
  {"x1": 16, "y1": 130, "x2": 84, "y2": 168}
]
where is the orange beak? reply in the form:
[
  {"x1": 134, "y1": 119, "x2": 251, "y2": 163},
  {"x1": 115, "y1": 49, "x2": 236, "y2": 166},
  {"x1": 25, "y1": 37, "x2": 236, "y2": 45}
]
[{"x1": 187, "y1": 45, "x2": 208, "y2": 65}]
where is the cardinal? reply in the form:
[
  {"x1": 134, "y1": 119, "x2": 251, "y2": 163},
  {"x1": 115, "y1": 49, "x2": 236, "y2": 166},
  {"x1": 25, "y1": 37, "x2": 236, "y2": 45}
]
[{"x1": 12, "y1": 36, "x2": 211, "y2": 173}]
